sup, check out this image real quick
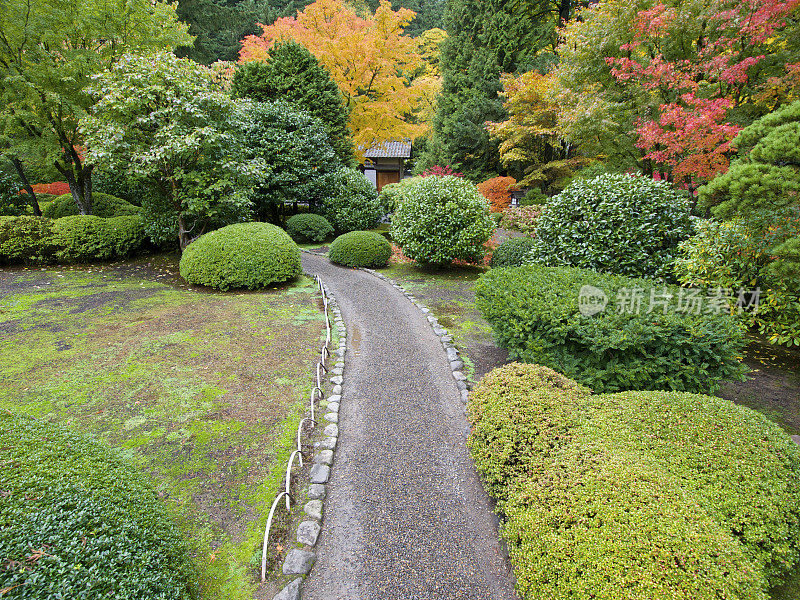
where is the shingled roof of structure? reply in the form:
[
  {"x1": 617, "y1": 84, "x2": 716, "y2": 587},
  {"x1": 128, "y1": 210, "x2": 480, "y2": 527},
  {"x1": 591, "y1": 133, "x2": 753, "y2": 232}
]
[{"x1": 362, "y1": 139, "x2": 412, "y2": 158}]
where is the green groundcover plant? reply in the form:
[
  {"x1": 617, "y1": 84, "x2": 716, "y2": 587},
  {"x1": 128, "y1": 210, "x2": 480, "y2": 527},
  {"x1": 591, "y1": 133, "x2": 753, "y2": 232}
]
[
  {"x1": 328, "y1": 230, "x2": 392, "y2": 268},
  {"x1": 42, "y1": 193, "x2": 141, "y2": 219},
  {"x1": 476, "y1": 264, "x2": 747, "y2": 393},
  {"x1": 179, "y1": 222, "x2": 301, "y2": 290},
  {"x1": 468, "y1": 363, "x2": 800, "y2": 600},
  {"x1": 0, "y1": 412, "x2": 197, "y2": 600},
  {"x1": 391, "y1": 175, "x2": 495, "y2": 266}
]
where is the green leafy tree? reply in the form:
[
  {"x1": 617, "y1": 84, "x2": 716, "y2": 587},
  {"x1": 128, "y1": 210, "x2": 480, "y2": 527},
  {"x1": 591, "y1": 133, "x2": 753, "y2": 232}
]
[
  {"x1": 81, "y1": 53, "x2": 253, "y2": 250},
  {"x1": 0, "y1": 0, "x2": 191, "y2": 215},
  {"x1": 238, "y1": 100, "x2": 343, "y2": 223},
  {"x1": 232, "y1": 40, "x2": 354, "y2": 164}
]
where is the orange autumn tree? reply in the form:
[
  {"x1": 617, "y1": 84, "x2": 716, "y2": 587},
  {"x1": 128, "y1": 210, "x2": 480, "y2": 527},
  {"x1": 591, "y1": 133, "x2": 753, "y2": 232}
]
[
  {"x1": 240, "y1": 0, "x2": 427, "y2": 154},
  {"x1": 478, "y1": 176, "x2": 519, "y2": 213}
]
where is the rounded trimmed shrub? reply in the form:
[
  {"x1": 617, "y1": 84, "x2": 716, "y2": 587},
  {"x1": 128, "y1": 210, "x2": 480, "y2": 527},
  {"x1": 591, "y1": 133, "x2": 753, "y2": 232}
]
[
  {"x1": 53, "y1": 215, "x2": 145, "y2": 262},
  {"x1": 0, "y1": 412, "x2": 196, "y2": 600},
  {"x1": 43, "y1": 192, "x2": 141, "y2": 219},
  {"x1": 285, "y1": 213, "x2": 334, "y2": 243},
  {"x1": 328, "y1": 230, "x2": 392, "y2": 268},
  {"x1": 491, "y1": 237, "x2": 535, "y2": 268},
  {"x1": 316, "y1": 168, "x2": 382, "y2": 233},
  {"x1": 468, "y1": 363, "x2": 800, "y2": 600},
  {"x1": 530, "y1": 173, "x2": 694, "y2": 279},
  {"x1": 378, "y1": 178, "x2": 416, "y2": 215},
  {"x1": 179, "y1": 222, "x2": 301, "y2": 290},
  {"x1": 391, "y1": 175, "x2": 495, "y2": 266}
]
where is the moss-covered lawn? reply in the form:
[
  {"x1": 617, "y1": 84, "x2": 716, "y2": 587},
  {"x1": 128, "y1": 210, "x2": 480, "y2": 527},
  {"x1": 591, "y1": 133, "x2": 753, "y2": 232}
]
[{"x1": 0, "y1": 257, "x2": 325, "y2": 600}]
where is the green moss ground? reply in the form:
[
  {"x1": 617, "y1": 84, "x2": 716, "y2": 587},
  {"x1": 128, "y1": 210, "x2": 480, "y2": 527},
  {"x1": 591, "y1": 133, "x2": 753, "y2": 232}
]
[{"x1": 0, "y1": 258, "x2": 325, "y2": 599}]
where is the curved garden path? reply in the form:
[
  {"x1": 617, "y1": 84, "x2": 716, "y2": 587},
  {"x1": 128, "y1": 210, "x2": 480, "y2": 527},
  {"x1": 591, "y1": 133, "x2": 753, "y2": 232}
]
[{"x1": 300, "y1": 253, "x2": 517, "y2": 600}]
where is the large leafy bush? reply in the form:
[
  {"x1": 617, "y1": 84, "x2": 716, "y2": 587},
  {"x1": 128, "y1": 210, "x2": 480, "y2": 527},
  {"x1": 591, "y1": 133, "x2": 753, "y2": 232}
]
[
  {"x1": 328, "y1": 230, "x2": 391, "y2": 268},
  {"x1": 378, "y1": 177, "x2": 416, "y2": 216},
  {"x1": 179, "y1": 222, "x2": 301, "y2": 290},
  {"x1": 0, "y1": 413, "x2": 196, "y2": 600},
  {"x1": 42, "y1": 192, "x2": 140, "y2": 219},
  {"x1": 285, "y1": 213, "x2": 334, "y2": 243},
  {"x1": 316, "y1": 168, "x2": 382, "y2": 234},
  {"x1": 477, "y1": 176, "x2": 518, "y2": 212},
  {"x1": 529, "y1": 174, "x2": 694, "y2": 279},
  {"x1": 468, "y1": 363, "x2": 800, "y2": 600},
  {"x1": 391, "y1": 175, "x2": 495, "y2": 266},
  {"x1": 676, "y1": 218, "x2": 800, "y2": 347},
  {"x1": 475, "y1": 264, "x2": 746, "y2": 393}
]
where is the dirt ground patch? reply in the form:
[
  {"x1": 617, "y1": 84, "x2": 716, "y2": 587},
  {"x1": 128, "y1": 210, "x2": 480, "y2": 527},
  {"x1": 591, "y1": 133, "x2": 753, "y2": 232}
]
[{"x1": 0, "y1": 257, "x2": 325, "y2": 600}]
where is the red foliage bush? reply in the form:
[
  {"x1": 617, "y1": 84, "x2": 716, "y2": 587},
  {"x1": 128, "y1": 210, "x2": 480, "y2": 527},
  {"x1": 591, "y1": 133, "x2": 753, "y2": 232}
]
[
  {"x1": 30, "y1": 182, "x2": 70, "y2": 195},
  {"x1": 477, "y1": 176, "x2": 518, "y2": 212}
]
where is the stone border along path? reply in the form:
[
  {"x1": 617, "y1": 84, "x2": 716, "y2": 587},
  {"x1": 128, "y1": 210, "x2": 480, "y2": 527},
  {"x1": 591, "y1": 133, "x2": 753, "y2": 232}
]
[{"x1": 290, "y1": 252, "x2": 518, "y2": 600}]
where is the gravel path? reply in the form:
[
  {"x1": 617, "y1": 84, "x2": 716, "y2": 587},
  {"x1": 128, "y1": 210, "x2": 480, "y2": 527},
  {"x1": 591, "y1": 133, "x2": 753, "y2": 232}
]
[{"x1": 300, "y1": 253, "x2": 517, "y2": 600}]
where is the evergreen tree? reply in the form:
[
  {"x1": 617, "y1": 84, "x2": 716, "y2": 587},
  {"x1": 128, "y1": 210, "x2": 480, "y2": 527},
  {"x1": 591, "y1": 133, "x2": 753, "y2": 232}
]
[
  {"x1": 231, "y1": 40, "x2": 355, "y2": 165},
  {"x1": 421, "y1": 0, "x2": 575, "y2": 180},
  {"x1": 177, "y1": 0, "x2": 314, "y2": 64}
]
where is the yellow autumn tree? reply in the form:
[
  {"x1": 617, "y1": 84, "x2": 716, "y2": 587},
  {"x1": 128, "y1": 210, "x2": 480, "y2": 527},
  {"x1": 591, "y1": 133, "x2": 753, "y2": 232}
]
[
  {"x1": 487, "y1": 70, "x2": 587, "y2": 192},
  {"x1": 240, "y1": 0, "x2": 427, "y2": 154}
]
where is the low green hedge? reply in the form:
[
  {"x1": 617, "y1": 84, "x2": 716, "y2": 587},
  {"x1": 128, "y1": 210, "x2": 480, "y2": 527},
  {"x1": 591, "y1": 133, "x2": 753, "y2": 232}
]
[
  {"x1": 328, "y1": 230, "x2": 392, "y2": 268},
  {"x1": 0, "y1": 216, "x2": 59, "y2": 265},
  {"x1": 53, "y1": 215, "x2": 145, "y2": 262},
  {"x1": 179, "y1": 222, "x2": 301, "y2": 290},
  {"x1": 43, "y1": 193, "x2": 141, "y2": 219},
  {"x1": 468, "y1": 363, "x2": 800, "y2": 600},
  {"x1": 285, "y1": 213, "x2": 334, "y2": 243},
  {"x1": 475, "y1": 264, "x2": 746, "y2": 393},
  {"x1": 0, "y1": 412, "x2": 196, "y2": 600},
  {"x1": 490, "y1": 237, "x2": 535, "y2": 268}
]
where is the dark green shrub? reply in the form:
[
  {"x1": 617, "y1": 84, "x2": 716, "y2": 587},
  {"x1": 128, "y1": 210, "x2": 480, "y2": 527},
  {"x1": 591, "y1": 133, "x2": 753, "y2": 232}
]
[
  {"x1": 0, "y1": 171, "x2": 25, "y2": 216},
  {"x1": 378, "y1": 178, "x2": 415, "y2": 215},
  {"x1": 490, "y1": 237, "x2": 535, "y2": 268},
  {"x1": 316, "y1": 168, "x2": 382, "y2": 233},
  {"x1": 468, "y1": 363, "x2": 800, "y2": 600},
  {"x1": 519, "y1": 188, "x2": 547, "y2": 205},
  {"x1": 53, "y1": 215, "x2": 145, "y2": 262},
  {"x1": 530, "y1": 173, "x2": 694, "y2": 279},
  {"x1": 0, "y1": 216, "x2": 58, "y2": 265},
  {"x1": 179, "y1": 222, "x2": 301, "y2": 290},
  {"x1": 475, "y1": 264, "x2": 746, "y2": 393},
  {"x1": 0, "y1": 412, "x2": 196, "y2": 600},
  {"x1": 285, "y1": 213, "x2": 334, "y2": 243},
  {"x1": 391, "y1": 175, "x2": 495, "y2": 266},
  {"x1": 43, "y1": 192, "x2": 141, "y2": 218},
  {"x1": 328, "y1": 230, "x2": 392, "y2": 268}
]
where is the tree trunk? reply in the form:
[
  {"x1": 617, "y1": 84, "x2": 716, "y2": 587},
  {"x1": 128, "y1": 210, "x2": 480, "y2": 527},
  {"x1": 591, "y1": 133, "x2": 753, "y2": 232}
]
[
  {"x1": 54, "y1": 144, "x2": 94, "y2": 215},
  {"x1": 10, "y1": 157, "x2": 41, "y2": 216},
  {"x1": 178, "y1": 213, "x2": 191, "y2": 250}
]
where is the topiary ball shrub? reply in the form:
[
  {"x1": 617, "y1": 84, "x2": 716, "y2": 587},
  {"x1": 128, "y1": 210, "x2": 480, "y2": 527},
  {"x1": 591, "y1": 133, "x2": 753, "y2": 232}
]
[
  {"x1": 285, "y1": 213, "x2": 334, "y2": 243},
  {"x1": 0, "y1": 412, "x2": 196, "y2": 600},
  {"x1": 530, "y1": 173, "x2": 694, "y2": 279},
  {"x1": 391, "y1": 175, "x2": 495, "y2": 266},
  {"x1": 468, "y1": 363, "x2": 800, "y2": 600},
  {"x1": 53, "y1": 215, "x2": 146, "y2": 262},
  {"x1": 491, "y1": 237, "x2": 535, "y2": 268},
  {"x1": 179, "y1": 222, "x2": 301, "y2": 291},
  {"x1": 43, "y1": 192, "x2": 141, "y2": 219},
  {"x1": 328, "y1": 230, "x2": 392, "y2": 268},
  {"x1": 475, "y1": 263, "x2": 746, "y2": 393},
  {"x1": 378, "y1": 178, "x2": 416, "y2": 216},
  {"x1": 316, "y1": 168, "x2": 382, "y2": 233}
]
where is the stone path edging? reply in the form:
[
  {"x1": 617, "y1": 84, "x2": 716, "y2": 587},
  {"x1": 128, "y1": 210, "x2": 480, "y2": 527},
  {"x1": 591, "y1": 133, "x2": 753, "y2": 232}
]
[{"x1": 270, "y1": 263, "x2": 348, "y2": 600}]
